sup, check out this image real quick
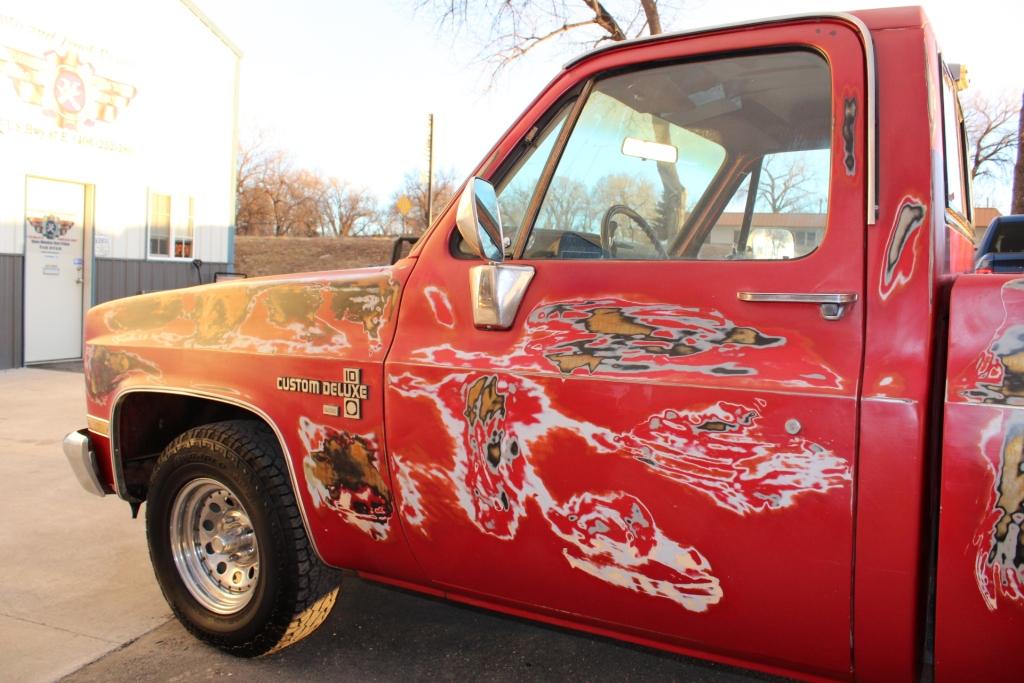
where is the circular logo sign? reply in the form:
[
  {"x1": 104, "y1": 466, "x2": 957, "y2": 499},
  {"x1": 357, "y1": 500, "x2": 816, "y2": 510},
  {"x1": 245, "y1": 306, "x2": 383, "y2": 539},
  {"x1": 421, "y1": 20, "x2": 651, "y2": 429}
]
[{"x1": 54, "y1": 69, "x2": 86, "y2": 114}]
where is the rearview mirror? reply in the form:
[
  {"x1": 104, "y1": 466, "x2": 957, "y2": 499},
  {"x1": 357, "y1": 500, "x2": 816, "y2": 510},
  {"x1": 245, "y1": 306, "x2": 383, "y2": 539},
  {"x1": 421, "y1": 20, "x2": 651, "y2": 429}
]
[
  {"x1": 621, "y1": 137, "x2": 678, "y2": 163},
  {"x1": 456, "y1": 177, "x2": 505, "y2": 262}
]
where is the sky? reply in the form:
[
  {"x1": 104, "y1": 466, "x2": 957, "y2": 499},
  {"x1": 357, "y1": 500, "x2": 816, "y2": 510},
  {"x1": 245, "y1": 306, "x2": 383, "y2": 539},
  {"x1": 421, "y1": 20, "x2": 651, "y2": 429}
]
[{"x1": 197, "y1": 0, "x2": 1024, "y2": 210}]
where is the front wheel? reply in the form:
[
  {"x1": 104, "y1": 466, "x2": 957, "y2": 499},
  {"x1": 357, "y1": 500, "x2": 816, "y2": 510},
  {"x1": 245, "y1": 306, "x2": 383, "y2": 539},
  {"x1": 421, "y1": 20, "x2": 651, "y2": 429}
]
[{"x1": 146, "y1": 420, "x2": 339, "y2": 656}]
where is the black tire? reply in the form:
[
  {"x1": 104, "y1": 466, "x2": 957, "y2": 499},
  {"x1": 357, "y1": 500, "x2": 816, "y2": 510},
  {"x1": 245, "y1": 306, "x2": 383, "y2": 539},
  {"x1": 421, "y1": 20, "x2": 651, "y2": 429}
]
[{"x1": 146, "y1": 419, "x2": 340, "y2": 656}]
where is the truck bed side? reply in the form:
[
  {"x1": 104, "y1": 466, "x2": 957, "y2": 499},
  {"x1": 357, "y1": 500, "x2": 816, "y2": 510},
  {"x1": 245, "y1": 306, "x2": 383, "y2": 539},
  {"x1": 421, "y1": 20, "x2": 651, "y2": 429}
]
[{"x1": 935, "y1": 274, "x2": 1024, "y2": 681}]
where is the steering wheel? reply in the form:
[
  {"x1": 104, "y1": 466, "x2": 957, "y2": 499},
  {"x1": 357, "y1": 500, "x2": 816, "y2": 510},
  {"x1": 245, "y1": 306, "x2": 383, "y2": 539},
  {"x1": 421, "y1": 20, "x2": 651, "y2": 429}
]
[{"x1": 600, "y1": 204, "x2": 668, "y2": 259}]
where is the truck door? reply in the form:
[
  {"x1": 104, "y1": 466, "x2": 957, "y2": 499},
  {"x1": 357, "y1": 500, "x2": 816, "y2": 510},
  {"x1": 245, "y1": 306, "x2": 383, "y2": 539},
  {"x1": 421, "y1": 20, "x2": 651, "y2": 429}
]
[{"x1": 386, "y1": 20, "x2": 867, "y2": 678}]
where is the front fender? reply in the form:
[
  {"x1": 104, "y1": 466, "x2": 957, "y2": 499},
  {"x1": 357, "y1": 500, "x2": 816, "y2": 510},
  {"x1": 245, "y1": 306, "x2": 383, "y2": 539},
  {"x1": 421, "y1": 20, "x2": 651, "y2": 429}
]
[{"x1": 82, "y1": 262, "x2": 425, "y2": 582}]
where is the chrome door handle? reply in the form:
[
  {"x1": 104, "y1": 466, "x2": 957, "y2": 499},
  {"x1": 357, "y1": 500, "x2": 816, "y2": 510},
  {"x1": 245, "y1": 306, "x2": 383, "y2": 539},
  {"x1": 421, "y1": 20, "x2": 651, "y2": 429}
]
[{"x1": 737, "y1": 291, "x2": 857, "y2": 321}]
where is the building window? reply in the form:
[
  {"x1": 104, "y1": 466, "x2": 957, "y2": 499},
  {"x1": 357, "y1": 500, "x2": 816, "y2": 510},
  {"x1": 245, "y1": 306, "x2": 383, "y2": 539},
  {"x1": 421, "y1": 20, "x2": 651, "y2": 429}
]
[
  {"x1": 149, "y1": 193, "x2": 171, "y2": 256},
  {"x1": 176, "y1": 197, "x2": 194, "y2": 258},
  {"x1": 149, "y1": 193, "x2": 195, "y2": 258}
]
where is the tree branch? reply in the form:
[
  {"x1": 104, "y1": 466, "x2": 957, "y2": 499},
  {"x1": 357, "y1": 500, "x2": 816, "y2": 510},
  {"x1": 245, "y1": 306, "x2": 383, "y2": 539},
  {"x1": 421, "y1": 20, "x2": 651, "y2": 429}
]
[
  {"x1": 585, "y1": 0, "x2": 626, "y2": 41},
  {"x1": 964, "y1": 92, "x2": 1020, "y2": 183},
  {"x1": 639, "y1": 0, "x2": 662, "y2": 35},
  {"x1": 491, "y1": 19, "x2": 598, "y2": 72}
]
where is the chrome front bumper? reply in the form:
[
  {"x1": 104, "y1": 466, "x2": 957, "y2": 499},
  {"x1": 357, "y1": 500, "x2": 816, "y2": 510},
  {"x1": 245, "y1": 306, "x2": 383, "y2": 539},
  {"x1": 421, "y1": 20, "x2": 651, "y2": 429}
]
[{"x1": 63, "y1": 429, "x2": 107, "y2": 497}]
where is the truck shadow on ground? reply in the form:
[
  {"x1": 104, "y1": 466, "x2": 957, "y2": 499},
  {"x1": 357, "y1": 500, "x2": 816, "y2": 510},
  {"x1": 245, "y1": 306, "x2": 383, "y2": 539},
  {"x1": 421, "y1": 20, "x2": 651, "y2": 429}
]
[{"x1": 63, "y1": 574, "x2": 785, "y2": 682}]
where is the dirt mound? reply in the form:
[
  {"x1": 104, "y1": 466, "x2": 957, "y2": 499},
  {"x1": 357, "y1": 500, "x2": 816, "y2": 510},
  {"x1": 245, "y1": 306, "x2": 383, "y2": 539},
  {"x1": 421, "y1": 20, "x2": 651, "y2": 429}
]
[{"x1": 234, "y1": 236, "x2": 397, "y2": 277}]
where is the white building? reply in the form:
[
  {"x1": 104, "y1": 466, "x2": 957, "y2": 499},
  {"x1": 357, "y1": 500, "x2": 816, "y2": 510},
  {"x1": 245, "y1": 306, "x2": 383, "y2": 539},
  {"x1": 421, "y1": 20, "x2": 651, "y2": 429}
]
[{"x1": 0, "y1": 0, "x2": 239, "y2": 368}]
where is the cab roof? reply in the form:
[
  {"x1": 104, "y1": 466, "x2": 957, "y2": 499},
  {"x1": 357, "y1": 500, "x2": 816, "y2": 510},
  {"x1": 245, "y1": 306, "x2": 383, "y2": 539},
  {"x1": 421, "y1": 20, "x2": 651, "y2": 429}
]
[{"x1": 563, "y1": 6, "x2": 929, "y2": 70}]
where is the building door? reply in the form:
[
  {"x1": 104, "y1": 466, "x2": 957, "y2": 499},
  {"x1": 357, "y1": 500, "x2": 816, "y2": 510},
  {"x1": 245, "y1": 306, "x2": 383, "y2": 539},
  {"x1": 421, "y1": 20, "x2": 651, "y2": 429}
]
[{"x1": 24, "y1": 177, "x2": 87, "y2": 363}]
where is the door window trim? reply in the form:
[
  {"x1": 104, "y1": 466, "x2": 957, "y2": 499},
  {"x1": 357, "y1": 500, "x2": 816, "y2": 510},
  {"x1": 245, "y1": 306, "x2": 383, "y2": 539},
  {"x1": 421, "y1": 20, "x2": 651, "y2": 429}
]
[{"x1": 938, "y1": 58, "x2": 973, "y2": 227}]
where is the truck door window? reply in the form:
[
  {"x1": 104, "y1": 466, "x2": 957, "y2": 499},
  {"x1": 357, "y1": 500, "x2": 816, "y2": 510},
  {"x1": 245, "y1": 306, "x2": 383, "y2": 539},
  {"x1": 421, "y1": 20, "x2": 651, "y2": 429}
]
[
  {"x1": 519, "y1": 50, "x2": 832, "y2": 260},
  {"x1": 701, "y1": 149, "x2": 830, "y2": 260},
  {"x1": 940, "y1": 69, "x2": 969, "y2": 219}
]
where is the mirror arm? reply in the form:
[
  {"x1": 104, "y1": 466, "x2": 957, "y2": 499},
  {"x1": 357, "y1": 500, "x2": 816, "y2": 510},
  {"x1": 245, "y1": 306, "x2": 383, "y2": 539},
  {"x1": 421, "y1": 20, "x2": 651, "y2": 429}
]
[{"x1": 470, "y1": 264, "x2": 535, "y2": 330}]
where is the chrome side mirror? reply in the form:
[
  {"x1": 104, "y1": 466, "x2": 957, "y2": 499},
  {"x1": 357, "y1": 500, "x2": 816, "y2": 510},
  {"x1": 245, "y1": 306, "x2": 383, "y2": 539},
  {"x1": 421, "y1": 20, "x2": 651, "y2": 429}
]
[{"x1": 456, "y1": 177, "x2": 504, "y2": 262}]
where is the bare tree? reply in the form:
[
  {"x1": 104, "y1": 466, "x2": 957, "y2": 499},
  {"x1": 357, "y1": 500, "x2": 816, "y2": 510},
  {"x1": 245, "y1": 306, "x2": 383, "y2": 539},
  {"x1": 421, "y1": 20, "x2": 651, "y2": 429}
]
[
  {"x1": 288, "y1": 169, "x2": 328, "y2": 237},
  {"x1": 963, "y1": 92, "x2": 1020, "y2": 184},
  {"x1": 756, "y1": 156, "x2": 816, "y2": 214},
  {"x1": 1012, "y1": 89, "x2": 1024, "y2": 214},
  {"x1": 388, "y1": 170, "x2": 459, "y2": 234},
  {"x1": 420, "y1": 1, "x2": 684, "y2": 78},
  {"x1": 258, "y1": 150, "x2": 302, "y2": 236},
  {"x1": 591, "y1": 172, "x2": 658, "y2": 217},
  {"x1": 236, "y1": 130, "x2": 269, "y2": 196},
  {"x1": 237, "y1": 135, "x2": 382, "y2": 238},
  {"x1": 536, "y1": 176, "x2": 593, "y2": 231},
  {"x1": 236, "y1": 132, "x2": 272, "y2": 235},
  {"x1": 496, "y1": 183, "x2": 534, "y2": 237},
  {"x1": 321, "y1": 178, "x2": 380, "y2": 236},
  {"x1": 235, "y1": 142, "x2": 299, "y2": 236},
  {"x1": 590, "y1": 172, "x2": 659, "y2": 239}
]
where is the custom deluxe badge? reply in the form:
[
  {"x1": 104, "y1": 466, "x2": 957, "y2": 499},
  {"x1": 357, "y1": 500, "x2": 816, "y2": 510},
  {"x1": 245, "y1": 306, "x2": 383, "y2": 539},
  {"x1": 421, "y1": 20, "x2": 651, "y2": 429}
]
[{"x1": 276, "y1": 368, "x2": 368, "y2": 419}]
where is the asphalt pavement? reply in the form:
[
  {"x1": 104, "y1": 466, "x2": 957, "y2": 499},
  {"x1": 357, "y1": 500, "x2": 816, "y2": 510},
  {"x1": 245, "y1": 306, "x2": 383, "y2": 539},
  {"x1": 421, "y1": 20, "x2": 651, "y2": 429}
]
[{"x1": 0, "y1": 367, "x2": 778, "y2": 683}]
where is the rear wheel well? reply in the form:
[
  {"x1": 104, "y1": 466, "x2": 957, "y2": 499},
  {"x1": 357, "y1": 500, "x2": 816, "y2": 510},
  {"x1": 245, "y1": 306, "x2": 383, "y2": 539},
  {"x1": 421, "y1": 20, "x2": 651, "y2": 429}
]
[{"x1": 114, "y1": 392, "x2": 271, "y2": 503}]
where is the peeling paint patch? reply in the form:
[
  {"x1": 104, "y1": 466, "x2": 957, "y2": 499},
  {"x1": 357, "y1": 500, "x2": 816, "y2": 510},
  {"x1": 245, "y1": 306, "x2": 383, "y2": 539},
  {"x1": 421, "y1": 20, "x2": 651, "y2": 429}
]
[
  {"x1": 619, "y1": 402, "x2": 851, "y2": 514},
  {"x1": 100, "y1": 271, "x2": 400, "y2": 355},
  {"x1": 390, "y1": 371, "x2": 722, "y2": 611},
  {"x1": 328, "y1": 279, "x2": 400, "y2": 344},
  {"x1": 391, "y1": 452, "x2": 429, "y2": 529},
  {"x1": 879, "y1": 197, "x2": 927, "y2": 301},
  {"x1": 962, "y1": 280, "x2": 1024, "y2": 406},
  {"x1": 842, "y1": 97, "x2": 857, "y2": 176},
  {"x1": 975, "y1": 416, "x2": 1024, "y2": 609},
  {"x1": 102, "y1": 297, "x2": 185, "y2": 330},
  {"x1": 412, "y1": 298, "x2": 845, "y2": 389},
  {"x1": 391, "y1": 370, "x2": 852, "y2": 609},
  {"x1": 531, "y1": 301, "x2": 784, "y2": 375},
  {"x1": 299, "y1": 417, "x2": 392, "y2": 540},
  {"x1": 85, "y1": 345, "x2": 161, "y2": 402},
  {"x1": 424, "y1": 286, "x2": 455, "y2": 328},
  {"x1": 548, "y1": 492, "x2": 722, "y2": 612},
  {"x1": 966, "y1": 325, "x2": 1024, "y2": 406},
  {"x1": 437, "y1": 373, "x2": 536, "y2": 540},
  {"x1": 393, "y1": 372, "x2": 850, "y2": 518}
]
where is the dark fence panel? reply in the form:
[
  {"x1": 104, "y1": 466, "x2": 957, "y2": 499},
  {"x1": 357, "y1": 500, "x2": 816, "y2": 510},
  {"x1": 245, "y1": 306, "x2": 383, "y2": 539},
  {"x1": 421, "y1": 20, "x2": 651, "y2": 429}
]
[
  {"x1": 93, "y1": 259, "x2": 228, "y2": 305},
  {"x1": 0, "y1": 254, "x2": 23, "y2": 369},
  {"x1": 0, "y1": 257, "x2": 226, "y2": 369}
]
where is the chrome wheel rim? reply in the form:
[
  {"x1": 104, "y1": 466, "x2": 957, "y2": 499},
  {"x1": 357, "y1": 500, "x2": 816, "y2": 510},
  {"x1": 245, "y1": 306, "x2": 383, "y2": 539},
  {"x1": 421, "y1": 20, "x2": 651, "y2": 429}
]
[{"x1": 169, "y1": 477, "x2": 259, "y2": 615}]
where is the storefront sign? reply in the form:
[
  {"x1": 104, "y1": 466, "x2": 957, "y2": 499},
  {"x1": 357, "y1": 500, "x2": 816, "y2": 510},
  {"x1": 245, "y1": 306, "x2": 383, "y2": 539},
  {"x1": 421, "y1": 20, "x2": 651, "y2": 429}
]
[{"x1": 0, "y1": 15, "x2": 137, "y2": 150}]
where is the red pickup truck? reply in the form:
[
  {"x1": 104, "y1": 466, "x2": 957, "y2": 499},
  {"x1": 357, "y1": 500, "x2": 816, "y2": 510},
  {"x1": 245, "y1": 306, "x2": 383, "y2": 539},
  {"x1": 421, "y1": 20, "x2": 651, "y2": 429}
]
[{"x1": 62, "y1": 7, "x2": 1022, "y2": 681}]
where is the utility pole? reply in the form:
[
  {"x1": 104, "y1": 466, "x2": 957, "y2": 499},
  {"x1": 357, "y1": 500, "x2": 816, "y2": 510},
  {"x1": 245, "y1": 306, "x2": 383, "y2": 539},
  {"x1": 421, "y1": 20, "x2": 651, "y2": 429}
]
[
  {"x1": 425, "y1": 113, "x2": 435, "y2": 230},
  {"x1": 1012, "y1": 89, "x2": 1024, "y2": 214}
]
